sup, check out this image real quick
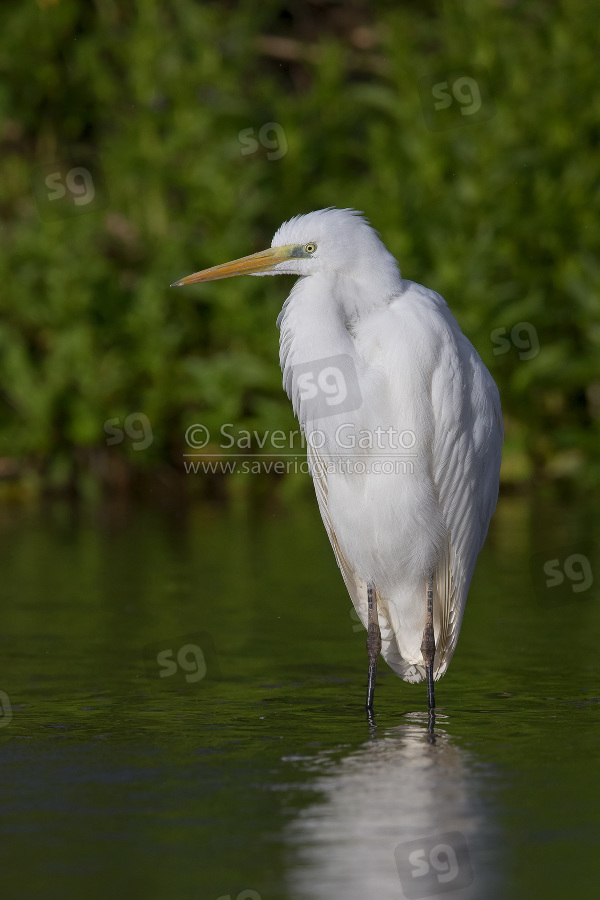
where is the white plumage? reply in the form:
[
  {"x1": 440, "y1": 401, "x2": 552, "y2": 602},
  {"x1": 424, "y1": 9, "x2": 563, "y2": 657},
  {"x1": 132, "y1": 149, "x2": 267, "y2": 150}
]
[
  {"x1": 173, "y1": 207, "x2": 503, "y2": 698},
  {"x1": 274, "y1": 209, "x2": 502, "y2": 684}
]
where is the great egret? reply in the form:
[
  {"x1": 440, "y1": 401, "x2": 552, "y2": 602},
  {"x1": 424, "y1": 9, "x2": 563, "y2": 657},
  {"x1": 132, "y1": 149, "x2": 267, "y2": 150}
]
[{"x1": 173, "y1": 208, "x2": 502, "y2": 712}]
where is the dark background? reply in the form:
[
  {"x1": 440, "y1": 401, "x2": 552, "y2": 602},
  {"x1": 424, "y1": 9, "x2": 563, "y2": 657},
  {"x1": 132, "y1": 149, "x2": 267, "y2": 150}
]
[{"x1": 1, "y1": 0, "x2": 598, "y2": 500}]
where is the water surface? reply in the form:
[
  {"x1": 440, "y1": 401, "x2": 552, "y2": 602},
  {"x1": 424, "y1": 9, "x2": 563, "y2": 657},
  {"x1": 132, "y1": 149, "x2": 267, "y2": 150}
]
[{"x1": 1, "y1": 493, "x2": 599, "y2": 899}]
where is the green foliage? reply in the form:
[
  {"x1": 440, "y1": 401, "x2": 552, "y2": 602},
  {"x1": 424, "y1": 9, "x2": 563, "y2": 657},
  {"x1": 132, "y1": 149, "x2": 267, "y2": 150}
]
[{"x1": 0, "y1": 0, "x2": 598, "y2": 491}]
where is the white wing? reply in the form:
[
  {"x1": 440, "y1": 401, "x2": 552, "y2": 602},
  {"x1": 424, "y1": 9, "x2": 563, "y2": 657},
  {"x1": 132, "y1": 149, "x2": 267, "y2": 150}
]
[
  {"x1": 280, "y1": 276, "x2": 502, "y2": 683},
  {"x1": 307, "y1": 442, "x2": 422, "y2": 683},
  {"x1": 430, "y1": 327, "x2": 503, "y2": 676}
]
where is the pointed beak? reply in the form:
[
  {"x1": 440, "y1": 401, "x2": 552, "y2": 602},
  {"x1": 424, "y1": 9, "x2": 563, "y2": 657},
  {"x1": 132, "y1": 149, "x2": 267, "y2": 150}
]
[{"x1": 171, "y1": 245, "x2": 294, "y2": 286}]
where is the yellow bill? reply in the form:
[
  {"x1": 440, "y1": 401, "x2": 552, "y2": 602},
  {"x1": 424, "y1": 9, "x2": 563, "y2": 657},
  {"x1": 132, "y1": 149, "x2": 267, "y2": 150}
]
[{"x1": 171, "y1": 245, "x2": 296, "y2": 286}]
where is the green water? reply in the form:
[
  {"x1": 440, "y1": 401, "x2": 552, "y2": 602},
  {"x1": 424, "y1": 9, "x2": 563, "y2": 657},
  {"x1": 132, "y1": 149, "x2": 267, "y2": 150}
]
[{"x1": 1, "y1": 493, "x2": 599, "y2": 900}]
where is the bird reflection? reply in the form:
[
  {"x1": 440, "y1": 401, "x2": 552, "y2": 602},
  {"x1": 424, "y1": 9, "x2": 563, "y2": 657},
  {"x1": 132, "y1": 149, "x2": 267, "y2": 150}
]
[{"x1": 285, "y1": 715, "x2": 499, "y2": 900}]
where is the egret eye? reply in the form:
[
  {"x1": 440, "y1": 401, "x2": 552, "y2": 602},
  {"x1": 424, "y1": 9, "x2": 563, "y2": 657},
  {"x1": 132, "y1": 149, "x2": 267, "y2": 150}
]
[{"x1": 304, "y1": 243, "x2": 317, "y2": 254}]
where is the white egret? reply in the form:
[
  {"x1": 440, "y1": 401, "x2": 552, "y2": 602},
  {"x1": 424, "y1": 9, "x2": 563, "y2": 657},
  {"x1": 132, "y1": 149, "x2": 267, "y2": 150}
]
[{"x1": 173, "y1": 208, "x2": 502, "y2": 712}]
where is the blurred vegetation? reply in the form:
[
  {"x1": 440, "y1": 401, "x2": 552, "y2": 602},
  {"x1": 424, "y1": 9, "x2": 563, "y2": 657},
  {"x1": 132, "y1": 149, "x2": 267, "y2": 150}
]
[{"x1": 0, "y1": 0, "x2": 598, "y2": 499}]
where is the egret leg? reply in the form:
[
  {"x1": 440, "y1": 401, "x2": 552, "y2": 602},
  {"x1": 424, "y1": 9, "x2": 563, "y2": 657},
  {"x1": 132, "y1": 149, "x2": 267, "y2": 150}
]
[
  {"x1": 427, "y1": 708, "x2": 436, "y2": 743},
  {"x1": 421, "y1": 573, "x2": 436, "y2": 709},
  {"x1": 365, "y1": 582, "x2": 382, "y2": 710}
]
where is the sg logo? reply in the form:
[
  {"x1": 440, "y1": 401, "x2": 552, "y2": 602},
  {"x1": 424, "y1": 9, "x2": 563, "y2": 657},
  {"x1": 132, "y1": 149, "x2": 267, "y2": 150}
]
[
  {"x1": 418, "y1": 67, "x2": 496, "y2": 131},
  {"x1": 238, "y1": 122, "x2": 288, "y2": 160},
  {"x1": 31, "y1": 159, "x2": 108, "y2": 221},
  {"x1": 298, "y1": 366, "x2": 348, "y2": 407},
  {"x1": 291, "y1": 354, "x2": 362, "y2": 420},
  {"x1": 157, "y1": 644, "x2": 207, "y2": 683},
  {"x1": 104, "y1": 412, "x2": 154, "y2": 451},
  {"x1": 491, "y1": 323, "x2": 540, "y2": 361},
  {"x1": 395, "y1": 832, "x2": 473, "y2": 898},
  {"x1": 142, "y1": 631, "x2": 221, "y2": 692},
  {"x1": 46, "y1": 167, "x2": 96, "y2": 206},
  {"x1": 433, "y1": 76, "x2": 482, "y2": 116},
  {"x1": 544, "y1": 554, "x2": 593, "y2": 594},
  {"x1": 530, "y1": 545, "x2": 595, "y2": 606}
]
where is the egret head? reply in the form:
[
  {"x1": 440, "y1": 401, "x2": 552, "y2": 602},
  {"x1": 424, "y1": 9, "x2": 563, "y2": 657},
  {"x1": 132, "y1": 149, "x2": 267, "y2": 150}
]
[{"x1": 171, "y1": 208, "x2": 401, "y2": 292}]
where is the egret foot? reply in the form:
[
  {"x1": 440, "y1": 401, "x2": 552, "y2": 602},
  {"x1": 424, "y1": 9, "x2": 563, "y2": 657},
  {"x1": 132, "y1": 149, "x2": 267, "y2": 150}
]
[
  {"x1": 421, "y1": 573, "x2": 436, "y2": 710},
  {"x1": 365, "y1": 583, "x2": 381, "y2": 709}
]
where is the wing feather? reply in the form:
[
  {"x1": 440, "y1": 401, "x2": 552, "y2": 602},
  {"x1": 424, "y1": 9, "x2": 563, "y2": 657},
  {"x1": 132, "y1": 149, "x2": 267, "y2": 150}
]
[
  {"x1": 281, "y1": 278, "x2": 502, "y2": 685},
  {"x1": 308, "y1": 442, "x2": 423, "y2": 682},
  {"x1": 431, "y1": 339, "x2": 503, "y2": 677}
]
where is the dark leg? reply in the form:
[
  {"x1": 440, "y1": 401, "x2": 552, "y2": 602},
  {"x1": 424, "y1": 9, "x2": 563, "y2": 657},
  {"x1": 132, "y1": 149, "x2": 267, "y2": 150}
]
[
  {"x1": 421, "y1": 572, "x2": 436, "y2": 709},
  {"x1": 365, "y1": 583, "x2": 382, "y2": 710},
  {"x1": 427, "y1": 707, "x2": 436, "y2": 744}
]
